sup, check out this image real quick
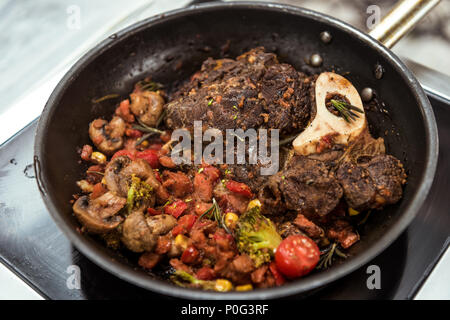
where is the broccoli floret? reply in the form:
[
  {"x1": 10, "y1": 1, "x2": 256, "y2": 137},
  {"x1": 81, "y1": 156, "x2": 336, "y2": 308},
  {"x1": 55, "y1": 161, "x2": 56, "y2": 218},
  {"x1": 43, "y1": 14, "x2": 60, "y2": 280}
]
[
  {"x1": 126, "y1": 174, "x2": 153, "y2": 213},
  {"x1": 235, "y1": 206, "x2": 282, "y2": 267}
]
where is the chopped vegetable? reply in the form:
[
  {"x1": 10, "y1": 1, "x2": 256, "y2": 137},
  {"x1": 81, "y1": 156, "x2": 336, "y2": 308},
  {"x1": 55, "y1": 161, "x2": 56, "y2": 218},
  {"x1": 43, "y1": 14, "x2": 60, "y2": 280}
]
[
  {"x1": 225, "y1": 180, "x2": 253, "y2": 198},
  {"x1": 235, "y1": 206, "x2": 282, "y2": 267},
  {"x1": 164, "y1": 200, "x2": 188, "y2": 218},
  {"x1": 235, "y1": 284, "x2": 253, "y2": 291},
  {"x1": 91, "y1": 151, "x2": 107, "y2": 165},
  {"x1": 136, "y1": 149, "x2": 160, "y2": 169},
  {"x1": 224, "y1": 212, "x2": 239, "y2": 229}
]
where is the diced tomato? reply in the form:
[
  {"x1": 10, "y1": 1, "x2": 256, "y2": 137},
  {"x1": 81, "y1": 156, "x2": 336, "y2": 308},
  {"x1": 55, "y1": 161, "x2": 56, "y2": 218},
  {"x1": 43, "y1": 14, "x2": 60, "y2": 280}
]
[
  {"x1": 111, "y1": 149, "x2": 136, "y2": 160},
  {"x1": 202, "y1": 165, "x2": 220, "y2": 182},
  {"x1": 136, "y1": 149, "x2": 159, "y2": 169},
  {"x1": 269, "y1": 261, "x2": 286, "y2": 286},
  {"x1": 125, "y1": 128, "x2": 143, "y2": 138},
  {"x1": 115, "y1": 99, "x2": 135, "y2": 123},
  {"x1": 149, "y1": 143, "x2": 163, "y2": 151},
  {"x1": 181, "y1": 245, "x2": 200, "y2": 264},
  {"x1": 171, "y1": 225, "x2": 184, "y2": 237},
  {"x1": 225, "y1": 180, "x2": 253, "y2": 198},
  {"x1": 179, "y1": 214, "x2": 197, "y2": 228},
  {"x1": 153, "y1": 170, "x2": 162, "y2": 183},
  {"x1": 164, "y1": 200, "x2": 188, "y2": 218},
  {"x1": 147, "y1": 207, "x2": 162, "y2": 216},
  {"x1": 275, "y1": 235, "x2": 320, "y2": 279},
  {"x1": 80, "y1": 145, "x2": 93, "y2": 161},
  {"x1": 196, "y1": 267, "x2": 215, "y2": 281},
  {"x1": 138, "y1": 252, "x2": 161, "y2": 269},
  {"x1": 91, "y1": 183, "x2": 107, "y2": 200}
]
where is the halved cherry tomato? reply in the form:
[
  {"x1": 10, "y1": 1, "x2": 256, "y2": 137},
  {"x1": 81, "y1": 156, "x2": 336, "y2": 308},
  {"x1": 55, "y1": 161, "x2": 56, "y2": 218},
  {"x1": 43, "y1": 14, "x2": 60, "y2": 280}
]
[
  {"x1": 181, "y1": 245, "x2": 200, "y2": 264},
  {"x1": 136, "y1": 149, "x2": 159, "y2": 169},
  {"x1": 269, "y1": 261, "x2": 286, "y2": 286},
  {"x1": 275, "y1": 235, "x2": 320, "y2": 279},
  {"x1": 172, "y1": 214, "x2": 197, "y2": 236},
  {"x1": 111, "y1": 149, "x2": 136, "y2": 160},
  {"x1": 225, "y1": 180, "x2": 253, "y2": 198},
  {"x1": 147, "y1": 207, "x2": 162, "y2": 216},
  {"x1": 164, "y1": 200, "x2": 188, "y2": 218}
]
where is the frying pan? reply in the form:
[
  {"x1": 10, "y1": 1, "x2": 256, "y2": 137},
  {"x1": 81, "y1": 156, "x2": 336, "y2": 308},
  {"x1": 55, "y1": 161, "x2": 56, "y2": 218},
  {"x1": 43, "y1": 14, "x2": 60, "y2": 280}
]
[{"x1": 34, "y1": 0, "x2": 439, "y2": 299}]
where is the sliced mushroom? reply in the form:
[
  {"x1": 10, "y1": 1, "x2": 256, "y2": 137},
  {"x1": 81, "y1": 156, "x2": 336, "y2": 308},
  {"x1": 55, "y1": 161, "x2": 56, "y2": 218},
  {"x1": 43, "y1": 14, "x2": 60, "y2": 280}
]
[
  {"x1": 73, "y1": 191, "x2": 126, "y2": 234},
  {"x1": 104, "y1": 156, "x2": 160, "y2": 203},
  {"x1": 130, "y1": 91, "x2": 164, "y2": 127},
  {"x1": 121, "y1": 211, "x2": 176, "y2": 253},
  {"x1": 89, "y1": 116, "x2": 126, "y2": 155},
  {"x1": 293, "y1": 72, "x2": 366, "y2": 156},
  {"x1": 121, "y1": 210, "x2": 158, "y2": 253}
]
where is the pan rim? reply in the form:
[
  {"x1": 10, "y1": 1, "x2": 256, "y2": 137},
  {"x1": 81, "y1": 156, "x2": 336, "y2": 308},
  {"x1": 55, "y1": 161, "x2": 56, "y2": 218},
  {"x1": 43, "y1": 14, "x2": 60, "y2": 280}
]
[{"x1": 34, "y1": 1, "x2": 438, "y2": 299}]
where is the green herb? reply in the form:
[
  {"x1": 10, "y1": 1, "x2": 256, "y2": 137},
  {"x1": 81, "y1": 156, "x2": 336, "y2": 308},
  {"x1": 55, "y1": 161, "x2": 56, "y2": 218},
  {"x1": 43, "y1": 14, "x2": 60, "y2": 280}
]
[
  {"x1": 198, "y1": 167, "x2": 204, "y2": 173},
  {"x1": 198, "y1": 198, "x2": 231, "y2": 234},
  {"x1": 91, "y1": 94, "x2": 119, "y2": 104},
  {"x1": 208, "y1": 99, "x2": 214, "y2": 106},
  {"x1": 316, "y1": 243, "x2": 347, "y2": 269},
  {"x1": 330, "y1": 99, "x2": 364, "y2": 123},
  {"x1": 126, "y1": 175, "x2": 153, "y2": 214},
  {"x1": 233, "y1": 115, "x2": 238, "y2": 120},
  {"x1": 233, "y1": 105, "x2": 238, "y2": 110},
  {"x1": 137, "y1": 80, "x2": 163, "y2": 92}
]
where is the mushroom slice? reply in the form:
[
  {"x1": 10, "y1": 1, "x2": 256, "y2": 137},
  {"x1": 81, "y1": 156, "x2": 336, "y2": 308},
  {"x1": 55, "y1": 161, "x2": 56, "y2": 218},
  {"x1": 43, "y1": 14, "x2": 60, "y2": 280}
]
[
  {"x1": 73, "y1": 192, "x2": 126, "y2": 234},
  {"x1": 293, "y1": 72, "x2": 366, "y2": 156},
  {"x1": 130, "y1": 91, "x2": 164, "y2": 127},
  {"x1": 89, "y1": 116, "x2": 126, "y2": 155}
]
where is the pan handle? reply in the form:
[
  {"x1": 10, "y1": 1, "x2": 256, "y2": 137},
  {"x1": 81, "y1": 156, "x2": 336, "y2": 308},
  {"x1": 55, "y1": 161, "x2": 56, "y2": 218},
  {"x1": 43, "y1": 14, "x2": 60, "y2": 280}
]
[{"x1": 368, "y1": 0, "x2": 441, "y2": 48}]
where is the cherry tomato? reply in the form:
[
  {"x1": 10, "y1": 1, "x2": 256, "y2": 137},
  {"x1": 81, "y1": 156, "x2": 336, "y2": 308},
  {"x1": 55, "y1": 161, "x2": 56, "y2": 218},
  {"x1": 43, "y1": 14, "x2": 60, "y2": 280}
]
[
  {"x1": 181, "y1": 245, "x2": 199, "y2": 264},
  {"x1": 164, "y1": 200, "x2": 188, "y2": 218},
  {"x1": 269, "y1": 261, "x2": 286, "y2": 286},
  {"x1": 225, "y1": 180, "x2": 253, "y2": 198},
  {"x1": 136, "y1": 149, "x2": 159, "y2": 169},
  {"x1": 111, "y1": 149, "x2": 136, "y2": 160},
  {"x1": 275, "y1": 235, "x2": 320, "y2": 279},
  {"x1": 172, "y1": 214, "x2": 197, "y2": 236},
  {"x1": 115, "y1": 99, "x2": 135, "y2": 123}
]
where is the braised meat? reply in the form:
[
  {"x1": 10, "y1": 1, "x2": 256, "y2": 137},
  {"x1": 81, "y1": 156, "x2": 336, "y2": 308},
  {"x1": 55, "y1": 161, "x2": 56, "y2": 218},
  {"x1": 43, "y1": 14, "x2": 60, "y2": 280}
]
[
  {"x1": 165, "y1": 47, "x2": 314, "y2": 134},
  {"x1": 259, "y1": 156, "x2": 343, "y2": 216},
  {"x1": 336, "y1": 154, "x2": 407, "y2": 211}
]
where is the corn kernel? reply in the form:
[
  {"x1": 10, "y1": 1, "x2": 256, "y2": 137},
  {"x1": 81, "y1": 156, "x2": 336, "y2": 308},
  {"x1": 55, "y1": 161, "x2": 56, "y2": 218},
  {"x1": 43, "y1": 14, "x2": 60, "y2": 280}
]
[
  {"x1": 214, "y1": 279, "x2": 233, "y2": 292},
  {"x1": 174, "y1": 234, "x2": 189, "y2": 251},
  {"x1": 348, "y1": 207, "x2": 360, "y2": 216},
  {"x1": 235, "y1": 284, "x2": 253, "y2": 291},
  {"x1": 141, "y1": 140, "x2": 149, "y2": 148},
  {"x1": 91, "y1": 151, "x2": 107, "y2": 165},
  {"x1": 224, "y1": 212, "x2": 239, "y2": 229},
  {"x1": 247, "y1": 199, "x2": 261, "y2": 210}
]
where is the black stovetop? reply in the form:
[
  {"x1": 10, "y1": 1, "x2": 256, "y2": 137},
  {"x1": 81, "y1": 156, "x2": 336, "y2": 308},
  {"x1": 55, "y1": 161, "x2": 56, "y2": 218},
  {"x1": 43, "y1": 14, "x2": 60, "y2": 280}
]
[{"x1": 0, "y1": 92, "x2": 449, "y2": 300}]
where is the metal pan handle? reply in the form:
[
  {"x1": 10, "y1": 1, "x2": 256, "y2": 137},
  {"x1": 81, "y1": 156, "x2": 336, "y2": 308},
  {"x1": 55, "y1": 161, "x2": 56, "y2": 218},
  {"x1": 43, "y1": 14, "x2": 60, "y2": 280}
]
[{"x1": 369, "y1": 0, "x2": 441, "y2": 48}]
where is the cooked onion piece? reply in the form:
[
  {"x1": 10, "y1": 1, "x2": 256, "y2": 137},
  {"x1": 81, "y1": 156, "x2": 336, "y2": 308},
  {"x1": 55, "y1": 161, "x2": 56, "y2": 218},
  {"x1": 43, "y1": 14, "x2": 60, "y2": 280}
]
[{"x1": 293, "y1": 72, "x2": 366, "y2": 156}]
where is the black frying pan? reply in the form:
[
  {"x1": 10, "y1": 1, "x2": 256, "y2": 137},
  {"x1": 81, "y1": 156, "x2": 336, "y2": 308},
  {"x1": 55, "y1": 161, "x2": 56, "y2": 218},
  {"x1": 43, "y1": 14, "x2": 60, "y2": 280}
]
[{"x1": 34, "y1": 1, "x2": 438, "y2": 299}]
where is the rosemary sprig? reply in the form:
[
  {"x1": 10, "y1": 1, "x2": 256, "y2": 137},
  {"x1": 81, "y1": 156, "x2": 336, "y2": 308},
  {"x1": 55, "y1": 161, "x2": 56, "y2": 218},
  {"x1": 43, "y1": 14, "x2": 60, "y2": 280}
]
[
  {"x1": 330, "y1": 99, "x2": 364, "y2": 123},
  {"x1": 137, "y1": 80, "x2": 163, "y2": 92},
  {"x1": 91, "y1": 94, "x2": 119, "y2": 103},
  {"x1": 198, "y1": 198, "x2": 232, "y2": 234},
  {"x1": 316, "y1": 243, "x2": 347, "y2": 269},
  {"x1": 135, "y1": 110, "x2": 167, "y2": 146}
]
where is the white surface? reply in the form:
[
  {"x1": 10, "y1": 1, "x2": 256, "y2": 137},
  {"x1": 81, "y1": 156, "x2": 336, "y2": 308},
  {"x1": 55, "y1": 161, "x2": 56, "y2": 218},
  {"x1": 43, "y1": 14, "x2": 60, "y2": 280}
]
[
  {"x1": 0, "y1": 263, "x2": 43, "y2": 300},
  {"x1": 415, "y1": 243, "x2": 450, "y2": 300}
]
